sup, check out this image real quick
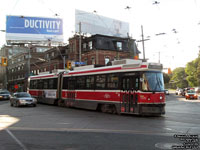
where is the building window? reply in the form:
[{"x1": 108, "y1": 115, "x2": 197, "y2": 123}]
[
  {"x1": 91, "y1": 57, "x2": 95, "y2": 65},
  {"x1": 51, "y1": 52, "x2": 55, "y2": 57},
  {"x1": 117, "y1": 42, "x2": 122, "y2": 50},
  {"x1": 83, "y1": 43, "x2": 87, "y2": 51},
  {"x1": 105, "y1": 57, "x2": 110, "y2": 65},
  {"x1": 46, "y1": 53, "x2": 49, "y2": 59},
  {"x1": 89, "y1": 41, "x2": 92, "y2": 50},
  {"x1": 84, "y1": 58, "x2": 88, "y2": 65}
]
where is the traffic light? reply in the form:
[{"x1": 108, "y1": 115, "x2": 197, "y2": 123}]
[
  {"x1": 1, "y1": 57, "x2": 7, "y2": 66},
  {"x1": 134, "y1": 55, "x2": 139, "y2": 60},
  {"x1": 168, "y1": 68, "x2": 172, "y2": 74},
  {"x1": 67, "y1": 61, "x2": 71, "y2": 69}
]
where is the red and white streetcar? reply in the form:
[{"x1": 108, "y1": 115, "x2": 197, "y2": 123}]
[{"x1": 28, "y1": 59, "x2": 165, "y2": 116}]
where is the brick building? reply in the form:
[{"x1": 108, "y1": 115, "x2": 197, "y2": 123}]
[
  {"x1": 0, "y1": 34, "x2": 139, "y2": 92},
  {"x1": 68, "y1": 34, "x2": 140, "y2": 66}
]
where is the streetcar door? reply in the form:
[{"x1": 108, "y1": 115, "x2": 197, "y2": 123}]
[
  {"x1": 121, "y1": 76, "x2": 139, "y2": 113},
  {"x1": 67, "y1": 77, "x2": 76, "y2": 107}
]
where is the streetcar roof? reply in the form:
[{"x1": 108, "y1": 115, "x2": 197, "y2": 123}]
[
  {"x1": 29, "y1": 73, "x2": 58, "y2": 79},
  {"x1": 29, "y1": 60, "x2": 163, "y2": 79},
  {"x1": 63, "y1": 61, "x2": 162, "y2": 77}
]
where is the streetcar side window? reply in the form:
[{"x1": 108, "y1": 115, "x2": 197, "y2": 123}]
[
  {"x1": 107, "y1": 74, "x2": 119, "y2": 89},
  {"x1": 62, "y1": 77, "x2": 68, "y2": 89},
  {"x1": 38, "y1": 80, "x2": 43, "y2": 89},
  {"x1": 33, "y1": 80, "x2": 37, "y2": 89},
  {"x1": 135, "y1": 78, "x2": 139, "y2": 90},
  {"x1": 122, "y1": 78, "x2": 126, "y2": 90},
  {"x1": 49, "y1": 78, "x2": 57, "y2": 89},
  {"x1": 68, "y1": 77, "x2": 76, "y2": 90},
  {"x1": 76, "y1": 76, "x2": 86, "y2": 89},
  {"x1": 86, "y1": 76, "x2": 94, "y2": 89},
  {"x1": 96, "y1": 75, "x2": 106, "y2": 89},
  {"x1": 43, "y1": 79, "x2": 49, "y2": 89},
  {"x1": 30, "y1": 80, "x2": 34, "y2": 89}
]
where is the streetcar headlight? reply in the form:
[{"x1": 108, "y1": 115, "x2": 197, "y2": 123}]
[{"x1": 160, "y1": 96, "x2": 163, "y2": 100}]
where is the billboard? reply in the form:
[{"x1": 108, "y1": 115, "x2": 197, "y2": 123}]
[
  {"x1": 75, "y1": 9, "x2": 129, "y2": 37},
  {"x1": 6, "y1": 16, "x2": 63, "y2": 43}
]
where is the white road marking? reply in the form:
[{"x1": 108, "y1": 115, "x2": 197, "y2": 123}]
[
  {"x1": 57, "y1": 122, "x2": 71, "y2": 124},
  {"x1": 8, "y1": 126, "x2": 175, "y2": 136},
  {"x1": 6, "y1": 129, "x2": 28, "y2": 150},
  {"x1": 164, "y1": 128, "x2": 173, "y2": 131}
]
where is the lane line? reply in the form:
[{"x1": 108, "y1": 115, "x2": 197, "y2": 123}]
[
  {"x1": 7, "y1": 126, "x2": 177, "y2": 136},
  {"x1": 6, "y1": 129, "x2": 28, "y2": 150}
]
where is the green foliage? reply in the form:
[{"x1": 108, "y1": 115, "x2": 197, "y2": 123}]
[
  {"x1": 169, "y1": 51, "x2": 200, "y2": 89},
  {"x1": 170, "y1": 67, "x2": 188, "y2": 89},
  {"x1": 163, "y1": 72, "x2": 170, "y2": 84},
  {"x1": 163, "y1": 72, "x2": 171, "y2": 89},
  {"x1": 185, "y1": 56, "x2": 200, "y2": 87}
]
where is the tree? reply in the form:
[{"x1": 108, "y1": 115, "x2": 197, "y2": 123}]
[
  {"x1": 163, "y1": 72, "x2": 171, "y2": 89},
  {"x1": 185, "y1": 57, "x2": 200, "y2": 87},
  {"x1": 170, "y1": 67, "x2": 188, "y2": 89}
]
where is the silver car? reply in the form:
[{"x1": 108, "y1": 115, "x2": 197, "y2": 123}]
[
  {"x1": 10, "y1": 92, "x2": 37, "y2": 107},
  {"x1": 0, "y1": 90, "x2": 11, "y2": 100}
]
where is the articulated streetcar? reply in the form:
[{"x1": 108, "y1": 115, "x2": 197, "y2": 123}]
[{"x1": 28, "y1": 59, "x2": 165, "y2": 116}]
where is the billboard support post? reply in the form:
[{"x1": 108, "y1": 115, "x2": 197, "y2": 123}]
[{"x1": 79, "y1": 22, "x2": 82, "y2": 66}]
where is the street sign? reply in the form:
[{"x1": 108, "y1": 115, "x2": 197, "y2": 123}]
[{"x1": 75, "y1": 62, "x2": 85, "y2": 65}]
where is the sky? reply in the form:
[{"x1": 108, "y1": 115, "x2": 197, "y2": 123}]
[{"x1": 0, "y1": 0, "x2": 200, "y2": 70}]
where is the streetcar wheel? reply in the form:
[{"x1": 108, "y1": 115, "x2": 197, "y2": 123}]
[
  {"x1": 101, "y1": 105, "x2": 107, "y2": 113},
  {"x1": 58, "y1": 100, "x2": 63, "y2": 107},
  {"x1": 112, "y1": 105, "x2": 117, "y2": 114}
]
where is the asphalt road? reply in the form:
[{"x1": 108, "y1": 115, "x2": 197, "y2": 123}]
[{"x1": 0, "y1": 93, "x2": 199, "y2": 150}]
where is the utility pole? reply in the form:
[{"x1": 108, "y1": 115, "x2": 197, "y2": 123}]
[
  {"x1": 79, "y1": 22, "x2": 82, "y2": 66},
  {"x1": 63, "y1": 56, "x2": 65, "y2": 69},
  {"x1": 27, "y1": 46, "x2": 31, "y2": 77},
  {"x1": 141, "y1": 25, "x2": 145, "y2": 61},
  {"x1": 137, "y1": 25, "x2": 150, "y2": 62}
]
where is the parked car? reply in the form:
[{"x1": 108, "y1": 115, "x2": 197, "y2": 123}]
[
  {"x1": 185, "y1": 90, "x2": 198, "y2": 100},
  {"x1": 164, "y1": 89, "x2": 169, "y2": 95},
  {"x1": 175, "y1": 88, "x2": 179, "y2": 95},
  {"x1": 181, "y1": 88, "x2": 187, "y2": 96},
  {"x1": 10, "y1": 92, "x2": 37, "y2": 107},
  {"x1": 0, "y1": 90, "x2": 11, "y2": 100},
  {"x1": 176, "y1": 89, "x2": 183, "y2": 96}
]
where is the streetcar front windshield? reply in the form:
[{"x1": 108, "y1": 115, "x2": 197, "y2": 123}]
[{"x1": 142, "y1": 72, "x2": 164, "y2": 92}]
